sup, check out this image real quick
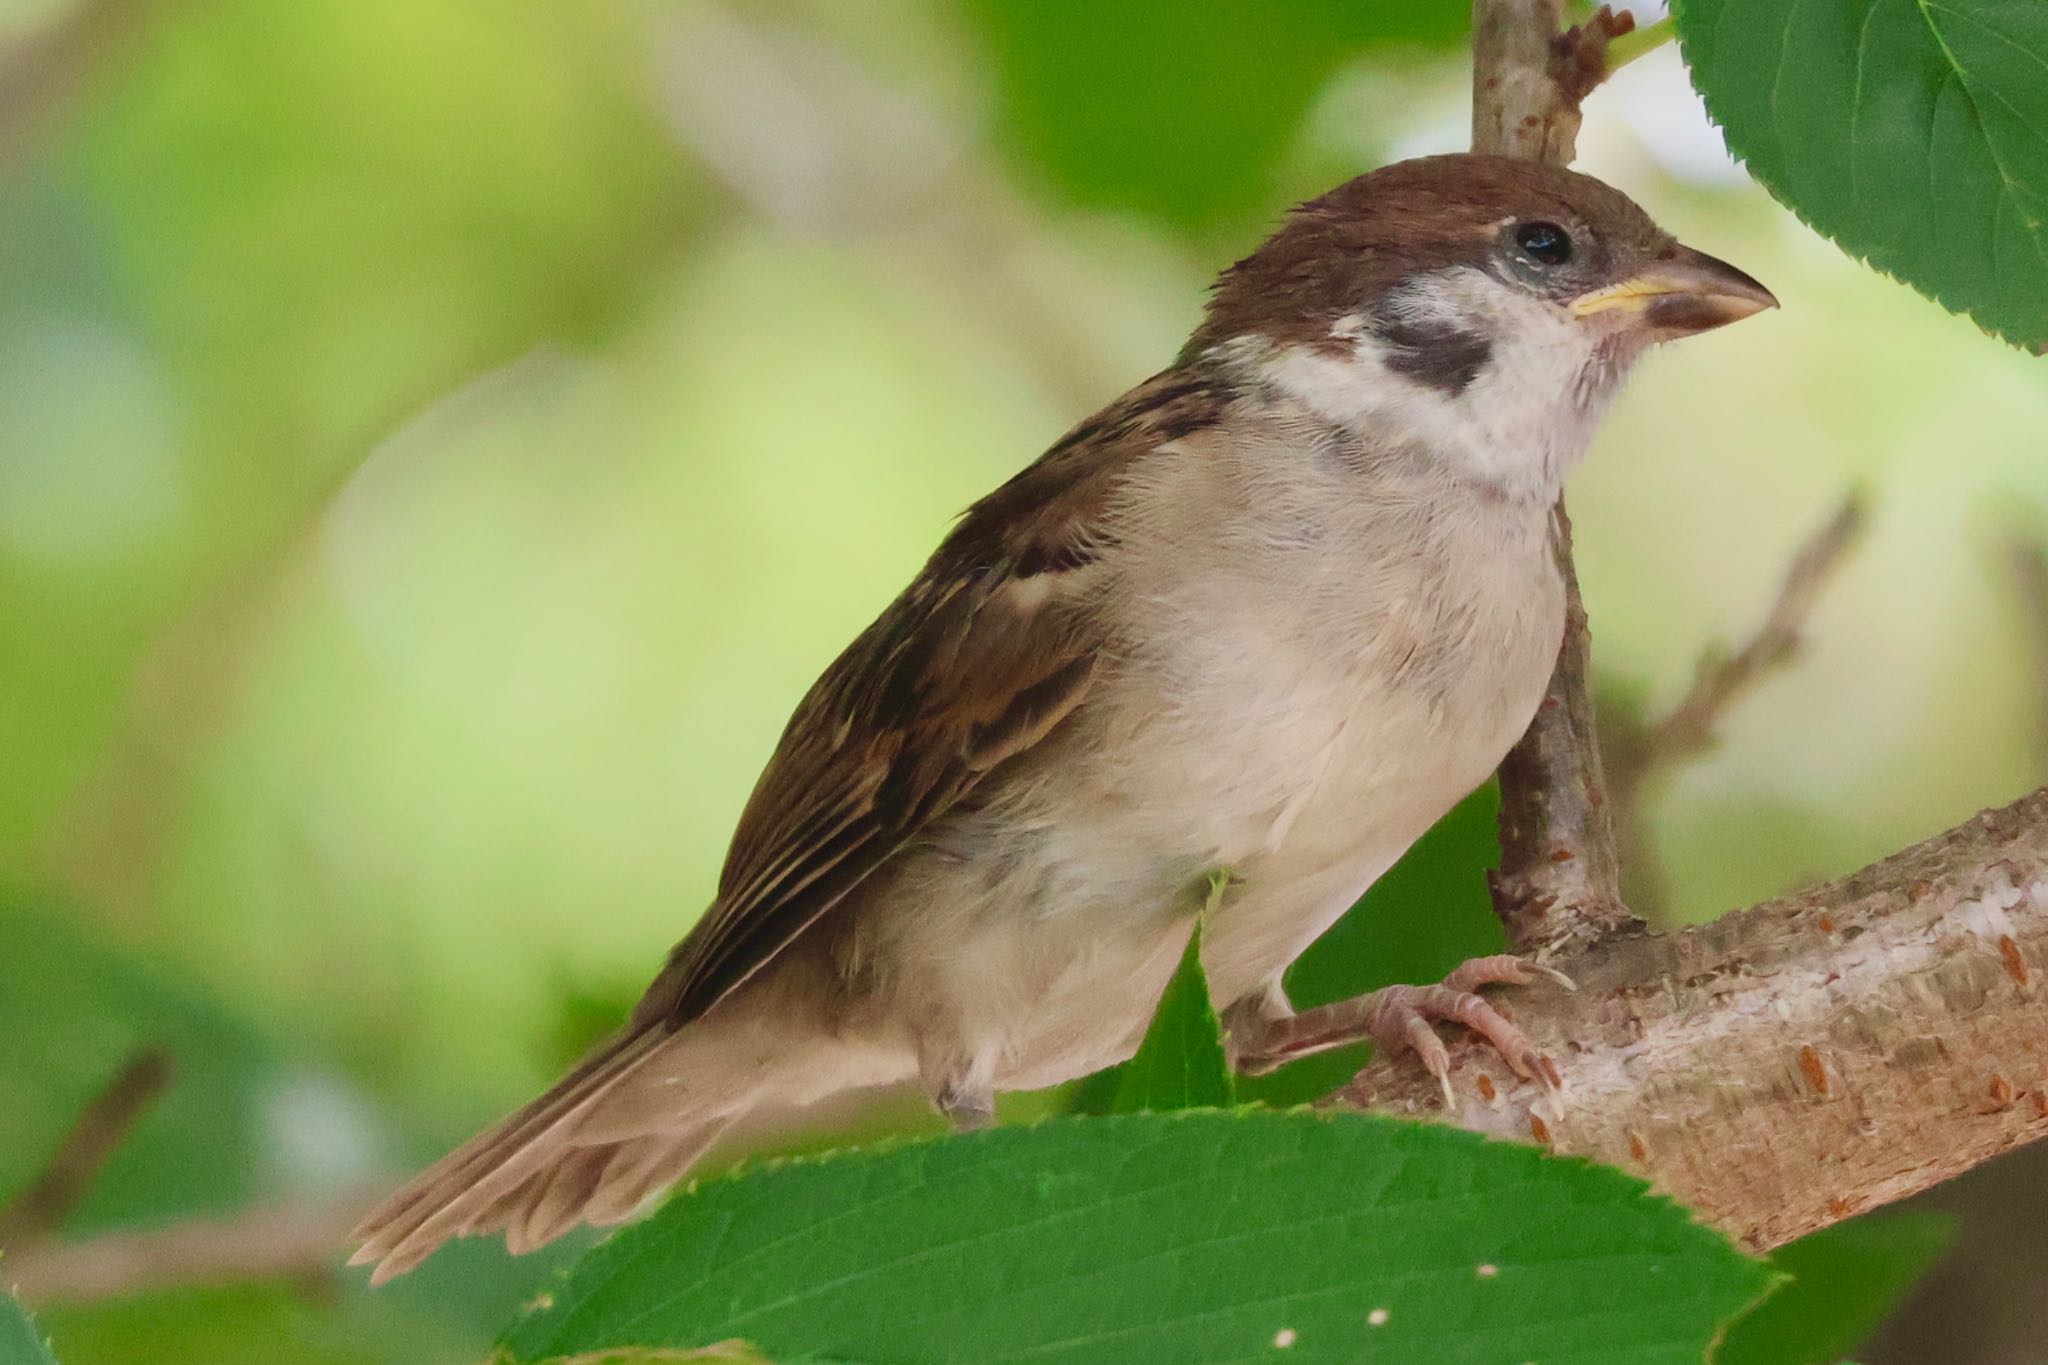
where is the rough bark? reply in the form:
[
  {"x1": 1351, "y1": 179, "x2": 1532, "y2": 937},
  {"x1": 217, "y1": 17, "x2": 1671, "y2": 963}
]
[
  {"x1": 1489, "y1": 507, "x2": 1636, "y2": 954},
  {"x1": 1345, "y1": 786, "x2": 2048, "y2": 1252}
]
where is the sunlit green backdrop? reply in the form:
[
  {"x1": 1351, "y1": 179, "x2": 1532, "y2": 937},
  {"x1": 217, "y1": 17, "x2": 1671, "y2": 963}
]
[{"x1": 2, "y1": 1, "x2": 2042, "y2": 1361}]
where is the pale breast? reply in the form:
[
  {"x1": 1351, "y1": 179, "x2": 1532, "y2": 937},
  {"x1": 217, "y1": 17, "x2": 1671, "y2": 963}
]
[{"x1": 1092, "y1": 416, "x2": 1566, "y2": 1005}]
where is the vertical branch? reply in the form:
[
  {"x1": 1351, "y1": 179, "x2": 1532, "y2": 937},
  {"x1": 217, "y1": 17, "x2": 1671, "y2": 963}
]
[
  {"x1": 2010, "y1": 534, "x2": 2048, "y2": 773},
  {"x1": 1490, "y1": 512, "x2": 1635, "y2": 953},
  {"x1": 1472, "y1": 0, "x2": 1577, "y2": 161},
  {"x1": 1470, "y1": 0, "x2": 1640, "y2": 955}
]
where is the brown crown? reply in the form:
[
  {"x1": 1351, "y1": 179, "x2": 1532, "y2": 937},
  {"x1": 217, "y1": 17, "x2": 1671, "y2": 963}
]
[{"x1": 1186, "y1": 153, "x2": 1673, "y2": 357}]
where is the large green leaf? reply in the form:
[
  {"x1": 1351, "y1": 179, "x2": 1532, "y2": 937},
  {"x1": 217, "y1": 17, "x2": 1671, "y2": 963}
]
[
  {"x1": 0, "y1": 1293, "x2": 58, "y2": 1365},
  {"x1": 499, "y1": 1110, "x2": 1773, "y2": 1365},
  {"x1": 1716, "y1": 1212, "x2": 1955, "y2": 1365},
  {"x1": 1674, "y1": 0, "x2": 2048, "y2": 349}
]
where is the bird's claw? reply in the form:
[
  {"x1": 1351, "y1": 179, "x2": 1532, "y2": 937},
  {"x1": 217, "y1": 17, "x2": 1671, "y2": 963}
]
[{"x1": 1358, "y1": 954, "x2": 1570, "y2": 1108}]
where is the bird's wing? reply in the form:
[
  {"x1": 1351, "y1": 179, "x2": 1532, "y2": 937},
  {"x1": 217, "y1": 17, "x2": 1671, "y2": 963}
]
[{"x1": 635, "y1": 368, "x2": 1229, "y2": 1030}]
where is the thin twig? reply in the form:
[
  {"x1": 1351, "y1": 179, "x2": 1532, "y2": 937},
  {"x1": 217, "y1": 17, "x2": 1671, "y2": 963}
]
[
  {"x1": 1601, "y1": 15, "x2": 1674, "y2": 72},
  {"x1": 0, "y1": 1049, "x2": 174, "y2": 1247},
  {"x1": 1611, "y1": 493, "x2": 1866, "y2": 811},
  {"x1": 1489, "y1": 509, "x2": 1635, "y2": 952},
  {"x1": 5, "y1": 1190, "x2": 385, "y2": 1307},
  {"x1": 1471, "y1": 0, "x2": 1635, "y2": 163}
]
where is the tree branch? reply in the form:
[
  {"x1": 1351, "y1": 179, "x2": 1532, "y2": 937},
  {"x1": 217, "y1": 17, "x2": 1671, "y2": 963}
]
[
  {"x1": 1472, "y1": 0, "x2": 1639, "y2": 956},
  {"x1": 1345, "y1": 784, "x2": 2048, "y2": 1252},
  {"x1": 1490, "y1": 507, "x2": 1636, "y2": 954},
  {"x1": 3, "y1": 1190, "x2": 381, "y2": 1306},
  {"x1": 0, "y1": 1052, "x2": 380, "y2": 1309}
]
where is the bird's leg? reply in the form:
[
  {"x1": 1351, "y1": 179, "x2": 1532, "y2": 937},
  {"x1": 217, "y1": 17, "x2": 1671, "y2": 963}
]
[
  {"x1": 924, "y1": 1057, "x2": 997, "y2": 1132},
  {"x1": 1227, "y1": 954, "x2": 1574, "y2": 1105},
  {"x1": 938, "y1": 1084, "x2": 995, "y2": 1132}
]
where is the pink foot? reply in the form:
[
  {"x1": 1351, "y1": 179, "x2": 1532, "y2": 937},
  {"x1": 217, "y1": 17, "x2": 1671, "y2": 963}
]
[{"x1": 1233, "y1": 954, "x2": 1574, "y2": 1105}]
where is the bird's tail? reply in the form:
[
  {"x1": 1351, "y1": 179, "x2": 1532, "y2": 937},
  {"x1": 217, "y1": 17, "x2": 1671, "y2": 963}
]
[{"x1": 348, "y1": 1025, "x2": 738, "y2": 1284}]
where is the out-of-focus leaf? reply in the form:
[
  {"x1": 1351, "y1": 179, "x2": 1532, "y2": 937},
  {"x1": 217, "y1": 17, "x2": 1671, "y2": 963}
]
[
  {"x1": 39, "y1": 1286, "x2": 390, "y2": 1365},
  {"x1": 0, "y1": 1292, "x2": 58, "y2": 1365},
  {"x1": 0, "y1": 896, "x2": 578, "y2": 1365},
  {"x1": 959, "y1": 0, "x2": 1467, "y2": 228},
  {"x1": 0, "y1": 0, "x2": 696, "y2": 863},
  {"x1": 1674, "y1": 0, "x2": 2048, "y2": 349},
  {"x1": 1715, "y1": 1212, "x2": 1957, "y2": 1365},
  {"x1": 499, "y1": 1110, "x2": 1774, "y2": 1365},
  {"x1": 0, "y1": 901, "x2": 274, "y2": 1230},
  {"x1": 1109, "y1": 898, "x2": 1231, "y2": 1114}
]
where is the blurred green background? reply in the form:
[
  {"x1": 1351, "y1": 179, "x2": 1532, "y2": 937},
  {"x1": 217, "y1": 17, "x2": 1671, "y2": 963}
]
[{"x1": 1, "y1": 0, "x2": 2043, "y2": 1361}]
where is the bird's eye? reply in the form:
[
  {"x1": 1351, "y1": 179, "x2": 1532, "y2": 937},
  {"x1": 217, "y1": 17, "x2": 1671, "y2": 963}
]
[{"x1": 1514, "y1": 221, "x2": 1573, "y2": 267}]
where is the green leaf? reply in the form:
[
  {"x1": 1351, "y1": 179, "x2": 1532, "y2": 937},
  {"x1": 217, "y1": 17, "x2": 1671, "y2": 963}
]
[
  {"x1": 0, "y1": 1292, "x2": 58, "y2": 1365},
  {"x1": 958, "y1": 0, "x2": 1467, "y2": 228},
  {"x1": 1109, "y1": 878, "x2": 1233, "y2": 1114},
  {"x1": 500, "y1": 1110, "x2": 1774, "y2": 1365},
  {"x1": 1674, "y1": 0, "x2": 2048, "y2": 349},
  {"x1": 516, "y1": 1345, "x2": 871, "y2": 1365},
  {"x1": 1716, "y1": 1212, "x2": 1956, "y2": 1365}
]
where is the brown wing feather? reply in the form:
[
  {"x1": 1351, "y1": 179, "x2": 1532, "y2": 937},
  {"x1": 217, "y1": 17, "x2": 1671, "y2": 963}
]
[{"x1": 635, "y1": 368, "x2": 1230, "y2": 1030}]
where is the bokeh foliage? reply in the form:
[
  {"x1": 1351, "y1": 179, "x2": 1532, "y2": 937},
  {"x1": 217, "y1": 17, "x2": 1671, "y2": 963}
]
[{"x1": 2, "y1": 0, "x2": 2043, "y2": 1360}]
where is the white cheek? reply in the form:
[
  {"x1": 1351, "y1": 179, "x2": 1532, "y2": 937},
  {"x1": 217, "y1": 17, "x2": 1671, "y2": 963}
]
[
  {"x1": 1249, "y1": 276, "x2": 1627, "y2": 502},
  {"x1": 1458, "y1": 301, "x2": 1620, "y2": 485}
]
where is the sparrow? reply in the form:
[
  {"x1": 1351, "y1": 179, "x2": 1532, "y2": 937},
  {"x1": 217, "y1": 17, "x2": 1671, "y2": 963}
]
[{"x1": 352, "y1": 152, "x2": 1774, "y2": 1281}]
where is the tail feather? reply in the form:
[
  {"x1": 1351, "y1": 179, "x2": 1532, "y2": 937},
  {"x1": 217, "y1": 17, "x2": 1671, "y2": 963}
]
[
  {"x1": 350, "y1": 1027, "x2": 674, "y2": 1282},
  {"x1": 508, "y1": 1145, "x2": 615, "y2": 1253},
  {"x1": 583, "y1": 1123, "x2": 732, "y2": 1227},
  {"x1": 352, "y1": 988, "x2": 860, "y2": 1282}
]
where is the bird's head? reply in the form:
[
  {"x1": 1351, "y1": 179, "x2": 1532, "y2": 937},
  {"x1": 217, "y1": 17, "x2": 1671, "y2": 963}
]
[{"x1": 1190, "y1": 154, "x2": 1776, "y2": 500}]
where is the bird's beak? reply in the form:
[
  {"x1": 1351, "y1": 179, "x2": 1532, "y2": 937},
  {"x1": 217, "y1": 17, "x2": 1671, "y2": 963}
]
[{"x1": 1568, "y1": 245, "x2": 1778, "y2": 338}]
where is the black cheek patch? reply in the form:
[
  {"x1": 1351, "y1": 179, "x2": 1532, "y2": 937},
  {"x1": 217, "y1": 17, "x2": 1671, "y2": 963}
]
[{"x1": 1371, "y1": 316, "x2": 1494, "y2": 397}]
